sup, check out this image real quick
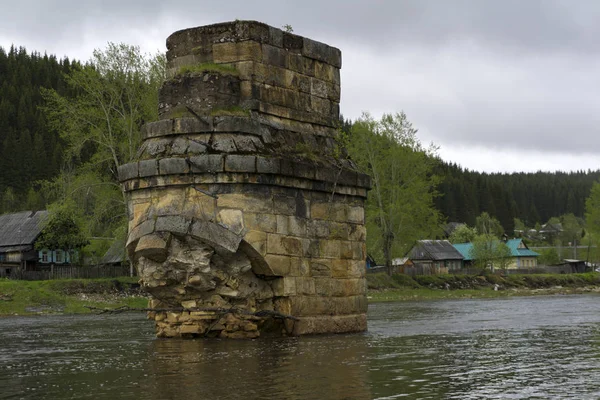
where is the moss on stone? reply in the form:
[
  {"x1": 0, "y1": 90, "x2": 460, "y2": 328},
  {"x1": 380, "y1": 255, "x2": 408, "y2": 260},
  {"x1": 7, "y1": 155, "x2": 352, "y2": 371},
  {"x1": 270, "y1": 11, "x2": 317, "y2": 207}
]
[
  {"x1": 209, "y1": 106, "x2": 250, "y2": 117},
  {"x1": 177, "y1": 63, "x2": 239, "y2": 77}
]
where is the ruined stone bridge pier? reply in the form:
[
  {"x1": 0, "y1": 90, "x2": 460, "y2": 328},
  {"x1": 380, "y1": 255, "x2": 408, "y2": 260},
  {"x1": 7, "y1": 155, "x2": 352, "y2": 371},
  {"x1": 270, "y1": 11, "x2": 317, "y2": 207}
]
[{"x1": 118, "y1": 21, "x2": 370, "y2": 338}]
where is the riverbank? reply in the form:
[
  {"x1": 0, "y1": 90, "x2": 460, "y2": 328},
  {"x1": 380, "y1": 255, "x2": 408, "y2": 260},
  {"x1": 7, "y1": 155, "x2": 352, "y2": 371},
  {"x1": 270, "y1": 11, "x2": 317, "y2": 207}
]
[
  {"x1": 367, "y1": 272, "x2": 600, "y2": 302},
  {"x1": 2, "y1": 273, "x2": 600, "y2": 316},
  {"x1": 0, "y1": 278, "x2": 148, "y2": 316}
]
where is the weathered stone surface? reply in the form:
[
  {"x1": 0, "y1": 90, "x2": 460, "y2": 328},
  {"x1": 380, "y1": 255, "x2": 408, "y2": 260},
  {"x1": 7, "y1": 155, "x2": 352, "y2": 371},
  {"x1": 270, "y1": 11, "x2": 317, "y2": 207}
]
[{"x1": 122, "y1": 21, "x2": 369, "y2": 338}]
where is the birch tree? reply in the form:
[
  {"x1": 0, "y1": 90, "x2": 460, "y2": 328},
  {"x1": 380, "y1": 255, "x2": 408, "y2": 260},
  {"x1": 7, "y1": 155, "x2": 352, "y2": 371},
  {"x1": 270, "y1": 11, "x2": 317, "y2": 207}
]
[
  {"x1": 40, "y1": 43, "x2": 164, "y2": 238},
  {"x1": 348, "y1": 112, "x2": 442, "y2": 274}
]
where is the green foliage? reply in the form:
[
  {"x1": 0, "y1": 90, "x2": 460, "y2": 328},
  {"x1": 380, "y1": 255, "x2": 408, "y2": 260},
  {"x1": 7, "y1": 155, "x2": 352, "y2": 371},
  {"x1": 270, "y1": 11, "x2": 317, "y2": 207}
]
[
  {"x1": 42, "y1": 43, "x2": 165, "y2": 175},
  {"x1": 0, "y1": 46, "x2": 77, "y2": 212},
  {"x1": 538, "y1": 247, "x2": 560, "y2": 265},
  {"x1": 347, "y1": 112, "x2": 443, "y2": 271},
  {"x1": 470, "y1": 234, "x2": 512, "y2": 271},
  {"x1": 433, "y1": 162, "x2": 600, "y2": 231},
  {"x1": 176, "y1": 63, "x2": 238, "y2": 77},
  {"x1": 391, "y1": 274, "x2": 422, "y2": 288},
  {"x1": 35, "y1": 204, "x2": 89, "y2": 253},
  {"x1": 475, "y1": 212, "x2": 504, "y2": 237},
  {"x1": 0, "y1": 278, "x2": 145, "y2": 316},
  {"x1": 366, "y1": 273, "x2": 403, "y2": 290},
  {"x1": 586, "y1": 181, "x2": 600, "y2": 237},
  {"x1": 282, "y1": 24, "x2": 294, "y2": 33},
  {"x1": 39, "y1": 43, "x2": 165, "y2": 240},
  {"x1": 448, "y1": 224, "x2": 477, "y2": 244}
]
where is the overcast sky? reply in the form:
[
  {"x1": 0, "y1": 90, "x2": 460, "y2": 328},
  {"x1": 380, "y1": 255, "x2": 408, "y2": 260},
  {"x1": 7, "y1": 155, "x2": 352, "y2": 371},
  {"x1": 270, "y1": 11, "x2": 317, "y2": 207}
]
[{"x1": 1, "y1": 0, "x2": 599, "y2": 173}]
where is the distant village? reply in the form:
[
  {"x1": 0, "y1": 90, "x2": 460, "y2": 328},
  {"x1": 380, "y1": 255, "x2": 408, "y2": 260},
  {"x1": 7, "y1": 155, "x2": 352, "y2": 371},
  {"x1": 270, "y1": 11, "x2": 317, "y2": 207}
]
[
  {"x1": 368, "y1": 222, "x2": 591, "y2": 277},
  {"x1": 0, "y1": 209, "x2": 591, "y2": 281}
]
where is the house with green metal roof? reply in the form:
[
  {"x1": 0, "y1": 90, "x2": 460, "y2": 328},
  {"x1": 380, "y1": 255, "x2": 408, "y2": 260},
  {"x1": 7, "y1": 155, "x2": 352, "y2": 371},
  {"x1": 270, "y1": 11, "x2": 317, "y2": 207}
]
[{"x1": 452, "y1": 238, "x2": 539, "y2": 269}]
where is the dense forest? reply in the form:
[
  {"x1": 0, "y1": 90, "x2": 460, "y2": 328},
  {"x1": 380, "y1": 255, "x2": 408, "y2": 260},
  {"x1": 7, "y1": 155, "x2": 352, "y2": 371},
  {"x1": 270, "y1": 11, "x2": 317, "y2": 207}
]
[
  {"x1": 434, "y1": 163, "x2": 600, "y2": 231},
  {"x1": 1, "y1": 46, "x2": 599, "y2": 240},
  {"x1": 0, "y1": 46, "x2": 79, "y2": 211}
]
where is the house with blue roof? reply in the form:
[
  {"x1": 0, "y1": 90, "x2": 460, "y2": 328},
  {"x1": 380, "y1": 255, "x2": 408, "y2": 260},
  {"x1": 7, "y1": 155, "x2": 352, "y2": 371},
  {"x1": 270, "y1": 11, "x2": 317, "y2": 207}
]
[{"x1": 453, "y1": 238, "x2": 539, "y2": 269}]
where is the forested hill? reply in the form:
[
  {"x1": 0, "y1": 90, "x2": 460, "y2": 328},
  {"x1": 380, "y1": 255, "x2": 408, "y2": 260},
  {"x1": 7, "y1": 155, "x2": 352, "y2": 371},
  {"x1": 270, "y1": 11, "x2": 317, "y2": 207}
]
[
  {"x1": 434, "y1": 162, "x2": 600, "y2": 231},
  {"x1": 0, "y1": 46, "x2": 79, "y2": 211}
]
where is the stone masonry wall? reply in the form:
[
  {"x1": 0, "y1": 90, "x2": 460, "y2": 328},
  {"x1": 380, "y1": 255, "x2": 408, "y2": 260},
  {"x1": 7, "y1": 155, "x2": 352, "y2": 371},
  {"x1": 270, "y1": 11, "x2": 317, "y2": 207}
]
[{"x1": 118, "y1": 21, "x2": 370, "y2": 338}]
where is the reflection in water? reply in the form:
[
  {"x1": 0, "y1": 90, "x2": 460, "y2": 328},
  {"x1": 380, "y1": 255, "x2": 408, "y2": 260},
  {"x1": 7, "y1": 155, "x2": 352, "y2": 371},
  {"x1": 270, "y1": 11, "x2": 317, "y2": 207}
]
[
  {"x1": 2, "y1": 295, "x2": 600, "y2": 399},
  {"x1": 146, "y1": 335, "x2": 372, "y2": 400}
]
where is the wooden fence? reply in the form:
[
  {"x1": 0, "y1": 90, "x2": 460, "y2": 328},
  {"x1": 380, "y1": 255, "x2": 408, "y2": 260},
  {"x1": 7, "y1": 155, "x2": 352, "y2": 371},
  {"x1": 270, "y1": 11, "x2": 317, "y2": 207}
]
[{"x1": 10, "y1": 265, "x2": 132, "y2": 281}]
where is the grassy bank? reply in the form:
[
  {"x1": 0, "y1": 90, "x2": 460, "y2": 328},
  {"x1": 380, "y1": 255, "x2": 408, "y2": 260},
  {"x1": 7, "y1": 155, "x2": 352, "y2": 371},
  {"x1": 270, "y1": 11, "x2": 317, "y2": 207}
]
[
  {"x1": 2, "y1": 273, "x2": 599, "y2": 316},
  {"x1": 0, "y1": 278, "x2": 148, "y2": 316},
  {"x1": 367, "y1": 272, "x2": 600, "y2": 302}
]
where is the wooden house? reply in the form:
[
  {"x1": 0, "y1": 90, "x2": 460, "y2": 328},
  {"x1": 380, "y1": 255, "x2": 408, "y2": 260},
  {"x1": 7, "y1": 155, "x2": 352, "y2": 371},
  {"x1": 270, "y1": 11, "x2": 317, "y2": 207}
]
[
  {"x1": 407, "y1": 240, "x2": 464, "y2": 274},
  {"x1": 452, "y1": 238, "x2": 539, "y2": 269},
  {"x1": 0, "y1": 210, "x2": 75, "y2": 278}
]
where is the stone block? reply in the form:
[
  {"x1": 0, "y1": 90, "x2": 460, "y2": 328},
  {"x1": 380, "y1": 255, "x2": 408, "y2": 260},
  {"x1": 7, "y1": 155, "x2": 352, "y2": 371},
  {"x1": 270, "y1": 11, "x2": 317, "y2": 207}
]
[
  {"x1": 217, "y1": 193, "x2": 273, "y2": 213},
  {"x1": 289, "y1": 257, "x2": 310, "y2": 277},
  {"x1": 314, "y1": 61, "x2": 336, "y2": 83},
  {"x1": 292, "y1": 161, "x2": 316, "y2": 180},
  {"x1": 283, "y1": 31, "x2": 303, "y2": 50},
  {"x1": 217, "y1": 209, "x2": 244, "y2": 234},
  {"x1": 348, "y1": 260, "x2": 366, "y2": 278},
  {"x1": 347, "y1": 206, "x2": 365, "y2": 224},
  {"x1": 314, "y1": 278, "x2": 332, "y2": 296},
  {"x1": 271, "y1": 277, "x2": 296, "y2": 296},
  {"x1": 264, "y1": 254, "x2": 292, "y2": 276},
  {"x1": 267, "y1": 233, "x2": 304, "y2": 257},
  {"x1": 288, "y1": 53, "x2": 315, "y2": 77},
  {"x1": 307, "y1": 220, "x2": 330, "y2": 238},
  {"x1": 159, "y1": 157, "x2": 189, "y2": 175},
  {"x1": 213, "y1": 41, "x2": 262, "y2": 63},
  {"x1": 257, "y1": 157, "x2": 281, "y2": 174},
  {"x1": 142, "y1": 119, "x2": 173, "y2": 138},
  {"x1": 232, "y1": 135, "x2": 261, "y2": 153},
  {"x1": 134, "y1": 232, "x2": 170, "y2": 262},
  {"x1": 348, "y1": 224, "x2": 366, "y2": 242},
  {"x1": 319, "y1": 239, "x2": 341, "y2": 259},
  {"x1": 189, "y1": 136, "x2": 210, "y2": 152},
  {"x1": 155, "y1": 215, "x2": 191, "y2": 235},
  {"x1": 302, "y1": 38, "x2": 342, "y2": 68},
  {"x1": 173, "y1": 117, "x2": 212, "y2": 134},
  {"x1": 273, "y1": 195, "x2": 296, "y2": 215},
  {"x1": 295, "y1": 277, "x2": 315, "y2": 295},
  {"x1": 212, "y1": 134, "x2": 238, "y2": 153},
  {"x1": 339, "y1": 240, "x2": 354, "y2": 259},
  {"x1": 138, "y1": 159, "x2": 159, "y2": 178},
  {"x1": 331, "y1": 259, "x2": 349, "y2": 278},
  {"x1": 276, "y1": 215, "x2": 307, "y2": 237},
  {"x1": 126, "y1": 219, "x2": 156, "y2": 248},
  {"x1": 327, "y1": 278, "x2": 366, "y2": 297},
  {"x1": 243, "y1": 230, "x2": 267, "y2": 256},
  {"x1": 310, "y1": 78, "x2": 329, "y2": 99},
  {"x1": 189, "y1": 154, "x2": 224, "y2": 173},
  {"x1": 224, "y1": 155, "x2": 256, "y2": 173},
  {"x1": 310, "y1": 258, "x2": 332, "y2": 277},
  {"x1": 262, "y1": 44, "x2": 287, "y2": 68},
  {"x1": 189, "y1": 219, "x2": 242, "y2": 254},
  {"x1": 118, "y1": 162, "x2": 138, "y2": 181},
  {"x1": 243, "y1": 212, "x2": 277, "y2": 233},
  {"x1": 311, "y1": 202, "x2": 348, "y2": 222},
  {"x1": 170, "y1": 137, "x2": 189, "y2": 155}
]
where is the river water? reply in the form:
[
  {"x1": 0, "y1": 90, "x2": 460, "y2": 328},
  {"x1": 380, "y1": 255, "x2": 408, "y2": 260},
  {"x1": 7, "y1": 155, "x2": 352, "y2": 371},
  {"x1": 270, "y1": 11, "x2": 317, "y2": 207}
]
[{"x1": 2, "y1": 295, "x2": 600, "y2": 399}]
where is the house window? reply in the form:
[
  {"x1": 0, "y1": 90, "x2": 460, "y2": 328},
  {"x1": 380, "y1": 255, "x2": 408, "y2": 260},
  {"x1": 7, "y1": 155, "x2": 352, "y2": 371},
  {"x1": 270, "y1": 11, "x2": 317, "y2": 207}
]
[
  {"x1": 0, "y1": 253, "x2": 5, "y2": 262},
  {"x1": 55, "y1": 250, "x2": 64, "y2": 264},
  {"x1": 41, "y1": 251, "x2": 49, "y2": 263}
]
